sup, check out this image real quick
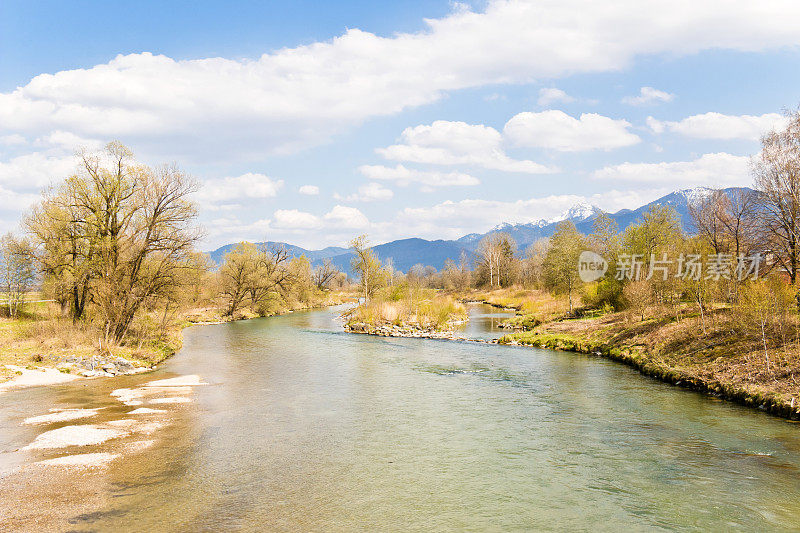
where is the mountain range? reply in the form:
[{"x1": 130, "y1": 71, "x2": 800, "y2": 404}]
[{"x1": 208, "y1": 187, "x2": 753, "y2": 275}]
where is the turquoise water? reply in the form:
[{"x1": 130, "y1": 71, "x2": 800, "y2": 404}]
[{"x1": 2, "y1": 305, "x2": 800, "y2": 531}]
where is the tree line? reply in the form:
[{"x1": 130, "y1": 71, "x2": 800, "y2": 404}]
[{"x1": 0, "y1": 142, "x2": 345, "y2": 348}]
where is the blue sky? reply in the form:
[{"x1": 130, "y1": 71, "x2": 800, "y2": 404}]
[{"x1": 1, "y1": 0, "x2": 799, "y2": 250}]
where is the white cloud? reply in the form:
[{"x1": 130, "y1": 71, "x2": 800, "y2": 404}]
[
  {"x1": 592, "y1": 152, "x2": 750, "y2": 187},
  {"x1": 323, "y1": 205, "x2": 369, "y2": 229},
  {"x1": 647, "y1": 112, "x2": 787, "y2": 140},
  {"x1": 298, "y1": 184, "x2": 320, "y2": 195},
  {"x1": 0, "y1": 151, "x2": 77, "y2": 190},
  {"x1": 196, "y1": 173, "x2": 283, "y2": 207},
  {"x1": 622, "y1": 86, "x2": 675, "y2": 106},
  {"x1": 537, "y1": 88, "x2": 575, "y2": 106},
  {"x1": 272, "y1": 209, "x2": 323, "y2": 230},
  {"x1": 0, "y1": 186, "x2": 40, "y2": 212},
  {"x1": 338, "y1": 182, "x2": 394, "y2": 202},
  {"x1": 503, "y1": 110, "x2": 641, "y2": 151},
  {"x1": 5, "y1": 0, "x2": 796, "y2": 159},
  {"x1": 0, "y1": 134, "x2": 26, "y2": 146},
  {"x1": 35, "y1": 131, "x2": 103, "y2": 151},
  {"x1": 376, "y1": 121, "x2": 552, "y2": 173},
  {"x1": 205, "y1": 217, "x2": 273, "y2": 240},
  {"x1": 359, "y1": 164, "x2": 480, "y2": 187}
]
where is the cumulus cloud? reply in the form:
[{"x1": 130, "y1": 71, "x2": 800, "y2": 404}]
[
  {"x1": 592, "y1": 152, "x2": 750, "y2": 187},
  {"x1": 359, "y1": 164, "x2": 480, "y2": 188},
  {"x1": 0, "y1": 151, "x2": 77, "y2": 190},
  {"x1": 298, "y1": 185, "x2": 320, "y2": 195},
  {"x1": 195, "y1": 173, "x2": 283, "y2": 208},
  {"x1": 376, "y1": 121, "x2": 552, "y2": 173},
  {"x1": 0, "y1": 186, "x2": 40, "y2": 212},
  {"x1": 537, "y1": 88, "x2": 575, "y2": 106},
  {"x1": 35, "y1": 131, "x2": 103, "y2": 151},
  {"x1": 3, "y1": 0, "x2": 796, "y2": 160},
  {"x1": 337, "y1": 182, "x2": 394, "y2": 202},
  {"x1": 323, "y1": 205, "x2": 369, "y2": 229},
  {"x1": 272, "y1": 209, "x2": 323, "y2": 230},
  {"x1": 647, "y1": 112, "x2": 787, "y2": 140},
  {"x1": 503, "y1": 110, "x2": 641, "y2": 151},
  {"x1": 622, "y1": 86, "x2": 675, "y2": 106}
]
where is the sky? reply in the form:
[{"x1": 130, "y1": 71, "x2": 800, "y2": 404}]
[{"x1": 1, "y1": 0, "x2": 799, "y2": 250}]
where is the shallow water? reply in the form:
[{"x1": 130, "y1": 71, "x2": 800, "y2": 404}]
[{"x1": 2, "y1": 304, "x2": 800, "y2": 531}]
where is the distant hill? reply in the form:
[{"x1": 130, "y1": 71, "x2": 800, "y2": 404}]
[
  {"x1": 207, "y1": 186, "x2": 756, "y2": 275},
  {"x1": 208, "y1": 241, "x2": 348, "y2": 265},
  {"x1": 325, "y1": 238, "x2": 475, "y2": 275},
  {"x1": 208, "y1": 238, "x2": 473, "y2": 275}
]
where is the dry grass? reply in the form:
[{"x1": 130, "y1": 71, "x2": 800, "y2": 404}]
[
  {"x1": 347, "y1": 288, "x2": 467, "y2": 330},
  {"x1": 507, "y1": 304, "x2": 800, "y2": 413},
  {"x1": 0, "y1": 301, "x2": 183, "y2": 383},
  {"x1": 461, "y1": 288, "x2": 573, "y2": 323},
  {"x1": 0, "y1": 289, "x2": 353, "y2": 384}
]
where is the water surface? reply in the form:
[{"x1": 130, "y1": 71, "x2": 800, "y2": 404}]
[{"x1": 2, "y1": 305, "x2": 800, "y2": 531}]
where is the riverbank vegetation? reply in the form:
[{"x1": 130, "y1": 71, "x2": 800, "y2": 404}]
[
  {"x1": 0, "y1": 142, "x2": 350, "y2": 384},
  {"x1": 343, "y1": 236, "x2": 466, "y2": 334},
  {"x1": 345, "y1": 111, "x2": 800, "y2": 417},
  {"x1": 344, "y1": 286, "x2": 466, "y2": 332}
]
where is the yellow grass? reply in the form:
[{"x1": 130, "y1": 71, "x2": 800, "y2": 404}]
[
  {"x1": 347, "y1": 288, "x2": 467, "y2": 330},
  {"x1": 462, "y1": 287, "x2": 573, "y2": 322}
]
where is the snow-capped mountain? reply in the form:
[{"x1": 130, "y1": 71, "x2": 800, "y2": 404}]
[
  {"x1": 211, "y1": 187, "x2": 759, "y2": 273},
  {"x1": 455, "y1": 187, "x2": 756, "y2": 252},
  {"x1": 554, "y1": 202, "x2": 602, "y2": 223},
  {"x1": 490, "y1": 219, "x2": 549, "y2": 233},
  {"x1": 676, "y1": 186, "x2": 715, "y2": 207}
]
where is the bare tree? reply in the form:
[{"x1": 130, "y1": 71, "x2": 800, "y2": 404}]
[
  {"x1": 313, "y1": 259, "x2": 340, "y2": 290},
  {"x1": 497, "y1": 234, "x2": 519, "y2": 287},
  {"x1": 442, "y1": 251, "x2": 471, "y2": 291},
  {"x1": 248, "y1": 244, "x2": 293, "y2": 306},
  {"x1": 689, "y1": 191, "x2": 729, "y2": 254},
  {"x1": 589, "y1": 212, "x2": 620, "y2": 259},
  {"x1": 384, "y1": 257, "x2": 395, "y2": 287},
  {"x1": 521, "y1": 239, "x2": 549, "y2": 288},
  {"x1": 690, "y1": 188, "x2": 759, "y2": 258},
  {"x1": 350, "y1": 235, "x2": 384, "y2": 306},
  {"x1": 543, "y1": 222, "x2": 586, "y2": 313},
  {"x1": 477, "y1": 233, "x2": 507, "y2": 288},
  {"x1": 27, "y1": 185, "x2": 97, "y2": 320},
  {"x1": 219, "y1": 242, "x2": 258, "y2": 316},
  {"x1": 0, "y1": 233, "x2": 36, "y2": 317},
  {"x1": 753, "y1": 110, "x2": 800, "y2": 283},
  {"x1": 26, "y1": 142, "x2": 202, "y2": 341},
  {"x1": 720, "y1": 188, "x2": 759, "y2": 258},
  {"x1": 623, "y1": 281, "x2": 651, "y2": 322}
]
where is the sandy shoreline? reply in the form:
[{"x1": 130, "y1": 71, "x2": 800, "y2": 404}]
[{"x1": 0, "y1": 365, "x2": 83, "y2": 395}]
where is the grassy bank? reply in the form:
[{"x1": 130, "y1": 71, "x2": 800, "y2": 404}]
[
  {"x1": 460, "y1": 288, "x2": 571, "y2": 323},
  {"x1": 498, "y1": 305, "x2": 800, "y2": 420},
  {"x1": 344, "y1": 287, "x2": 467, "y2": 334},
  {"x1": 0, "y1": 290, "x2": 352, "y2": 385},
  {"x1": 0, "y1": 310, "x2": 179, "y2": 383}
]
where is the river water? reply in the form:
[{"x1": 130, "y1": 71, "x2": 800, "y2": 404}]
[{"x1": 2, "y1": 305, "x2": 800, "y2": 531}]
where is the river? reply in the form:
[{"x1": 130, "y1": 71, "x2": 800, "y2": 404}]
[{"x1": 1, "y1": 304, "x2": 800, "y2": 531}]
